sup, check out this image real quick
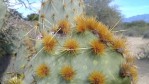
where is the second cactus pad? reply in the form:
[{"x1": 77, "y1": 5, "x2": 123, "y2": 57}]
[{"x1": 39, "y1": 0, "x2": 84, "y2": 32}]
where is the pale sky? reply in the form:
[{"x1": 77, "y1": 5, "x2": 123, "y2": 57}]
[
  {"x1": 112, "y1": 0, "x2": 149, "y2": 17},
  {"x1": 10, "y1": 0, "x2": 149, "y2": 18}
]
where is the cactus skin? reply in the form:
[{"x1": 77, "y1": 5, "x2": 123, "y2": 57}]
[
  {"x1": 4, "y1": 0, "x2": 138, "y2": 84},
  {"x1": 0, "y1": 0, "x2": 7, "y2": 29},
  {"x1": 7, "y1": 16, "x2": 136, "y2": 84},
  {"x1": 39, "y1": 0, "x2": 84, "y2": 32}
]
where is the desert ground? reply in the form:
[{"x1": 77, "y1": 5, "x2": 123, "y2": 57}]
[{"x1": 127, "y1": 37, "x2": 149, "y2": 84}]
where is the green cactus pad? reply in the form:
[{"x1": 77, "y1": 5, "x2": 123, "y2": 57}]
[
  {"x1": 16, "y1": 16, "x2": 137, "y2": 84},
  {"x1": 4, "y1": 0, "x2": 138, "y2": 84},
  {"x1": 39, "y1": 0, "x2": 84, "y2": 32}
]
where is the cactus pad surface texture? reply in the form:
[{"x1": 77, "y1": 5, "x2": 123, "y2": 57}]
[
  {"x1": 5, "y1": 0, "x2": 138, "y2": 84},
  {"x1": 39, "y1": 0, "x2": 84, "y2": 32}
]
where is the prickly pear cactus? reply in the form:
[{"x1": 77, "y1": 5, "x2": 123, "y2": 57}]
[
  {"x1": 0, "y1": 0, "x2": 7, "y2": 29},
  {"x1": 4, "y1": 0, "x2": 138, "y2": 84},
  {"x1": 39, "y1": 0, "x2": 84, "y2": 32},
  {"x1": 5, "y1": 16, "x2": 138, "y2": 84}
]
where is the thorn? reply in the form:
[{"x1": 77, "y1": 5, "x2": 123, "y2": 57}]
[
  {"x1": 41, "y1": 2, "x2": 46, "y2": 7},
  {"x1": 63, "y1": 3, "x2": 66, "y2": 9},
  {"x1": 66, "y1": 14, "x2": 69, "y2": 18},
  {"x1": 71, "y1": 0, "x2": 73, "y2": 3}
]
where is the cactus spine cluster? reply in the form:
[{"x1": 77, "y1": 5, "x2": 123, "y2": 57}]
[{"x1": 4, "y1": 0, "x2": 138, "y2": 84}]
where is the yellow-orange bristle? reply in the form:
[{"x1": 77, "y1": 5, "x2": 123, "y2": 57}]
[
  {"x1": 60, "y1": 66, "x2": 75, "y2": 81},
  {"x1": 124, "y1": 53, "x2": 135, "y2": 64},
  {"x1": 90, "y1": 40, "x2": 105, "y2": 55},
  {"x1": 129, "y1": 66, "x2": 138, "y2": 83},
  {"x1": 86, "y1": 17, "x2": 99, "y2": 31},
  {"x1": 75, "y1": 15, "x2": 87, "y2": 33},
  {"x1": 63, "y1": 39, "x2": 79, "y2": 54},
  {"x1": 123, "y1": 49, "x2": 130, "y2": 55},
  {"x1": 120, "y1": 63, "x2": 131, "y2": 77},
  {"x1": 96, "y1": 23, "x2": 114, "y2": 42},
  {"x1": 88, "y1": 71, "x2": 105, "y2": 84},
  {"x1": 111, "y1": 37, "x2": 126, "y2": 52},
  {"x1": 127, "y1": 56, "x2": 135, "y2": 64},
  {"x1": 42, "y1": 35, "x2": 57, "y2": 53},
  {"x1": 120, "y1": 63, "x2": 138, "y2": 82},
  {"x1": 36, "y1": 64, "x2": 50, "y2": 78},
  {"x1": 58, "y1": 20, "x2": 71, "y2": 34}
]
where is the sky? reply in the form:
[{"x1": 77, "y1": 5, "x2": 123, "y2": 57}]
[
  {"x1": 10, "y1": 0, "x2": 149, "y2": 18},
  {"x1": 112, "y1": 0, "x2": 149, "y2": 18},
  {"x1": 9, "y1": 0, "x2": 41, "y2": 17}
]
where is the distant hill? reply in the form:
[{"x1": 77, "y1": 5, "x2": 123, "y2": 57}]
[{"x1": 123, "y1": 14, "x2": 149, "y2": 23}]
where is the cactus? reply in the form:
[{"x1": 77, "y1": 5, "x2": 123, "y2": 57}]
[
  {"x1": 4, "y1": 17, "x2": 137, "y2": 84},
  {"x1": 3, "y1": 0, "x2": 138, "y2": 84},
  {"x1": 38, "y1": 0, "x2": 84, "y2": 32}
]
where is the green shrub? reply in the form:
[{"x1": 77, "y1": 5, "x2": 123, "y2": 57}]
[{"x1": 143, "y1": 31, "x2": 149, "y2": 38}]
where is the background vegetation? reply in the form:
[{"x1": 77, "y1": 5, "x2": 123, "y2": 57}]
[
  {"x1": 122, "y1": 21, "x2": 149, "y2": 37},
  {"x1": 85, "y1": 0, "x2": 149, "y2": 38},
  {"x1": 85, "y1": 0, "x2": 121, "y2": 28}
]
